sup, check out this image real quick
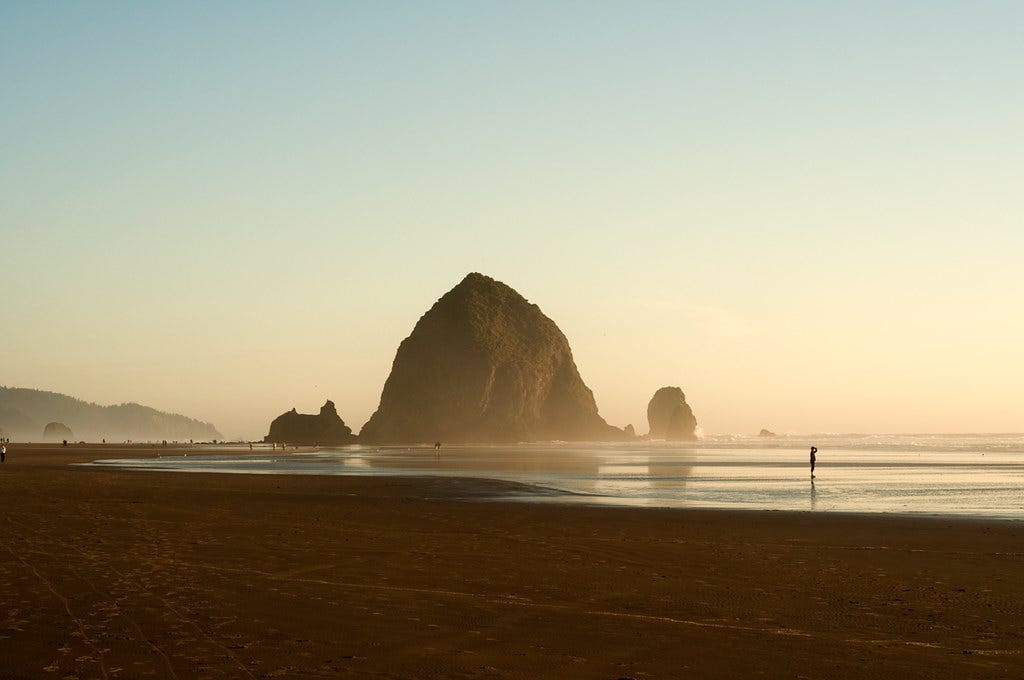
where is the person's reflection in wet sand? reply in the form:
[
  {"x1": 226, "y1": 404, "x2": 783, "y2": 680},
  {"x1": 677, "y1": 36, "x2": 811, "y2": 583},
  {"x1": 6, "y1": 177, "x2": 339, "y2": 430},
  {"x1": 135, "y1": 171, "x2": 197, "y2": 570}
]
[{"x1": 810, "y1": 477, "x2": 817, "y2": 511}]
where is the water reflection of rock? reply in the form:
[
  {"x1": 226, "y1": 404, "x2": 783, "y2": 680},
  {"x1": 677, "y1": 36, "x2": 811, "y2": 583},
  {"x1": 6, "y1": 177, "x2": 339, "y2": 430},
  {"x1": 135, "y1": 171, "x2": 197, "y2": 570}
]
[
  {"x1": 595, "y1": 457, "x2": 695, "y2": 494},
  {"x1": 650, "y1": 461, "x2": 695, "y2": 488},
  {"x1": 354, "y1": 447, "x2": 693, "y2": 495}
]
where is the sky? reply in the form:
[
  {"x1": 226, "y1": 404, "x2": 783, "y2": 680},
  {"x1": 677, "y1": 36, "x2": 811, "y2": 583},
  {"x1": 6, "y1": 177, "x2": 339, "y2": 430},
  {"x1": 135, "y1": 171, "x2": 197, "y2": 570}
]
[{"x1": 2, "y1": 2, "x2": 1022, "y2": 439}]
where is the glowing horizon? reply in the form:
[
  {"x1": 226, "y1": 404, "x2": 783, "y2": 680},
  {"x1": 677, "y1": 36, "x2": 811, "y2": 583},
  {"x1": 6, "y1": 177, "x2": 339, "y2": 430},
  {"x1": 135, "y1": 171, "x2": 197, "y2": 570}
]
[{"x1": 2, "y1": 3, "x2": 1021, "y2": 439}]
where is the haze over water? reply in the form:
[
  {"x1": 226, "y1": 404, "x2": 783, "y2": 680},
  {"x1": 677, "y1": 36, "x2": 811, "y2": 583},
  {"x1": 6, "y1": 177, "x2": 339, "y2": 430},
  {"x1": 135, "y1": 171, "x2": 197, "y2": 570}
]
[{"x1": 88, "y1": 434, "x2": 1024, "y2": 520}]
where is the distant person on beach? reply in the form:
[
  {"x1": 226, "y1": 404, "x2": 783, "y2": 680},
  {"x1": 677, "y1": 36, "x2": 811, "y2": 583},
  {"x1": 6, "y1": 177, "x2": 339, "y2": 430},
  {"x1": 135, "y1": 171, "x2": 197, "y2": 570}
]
[
  {"x1": 434, "y1": 441, "x2": 441, "y2": 451},
  {"x1": 1, "y1": 444, "x2": 6, "y2": 462},
  {"x1": 810, "y1": 446, "x2": 817, "y2": 478}
]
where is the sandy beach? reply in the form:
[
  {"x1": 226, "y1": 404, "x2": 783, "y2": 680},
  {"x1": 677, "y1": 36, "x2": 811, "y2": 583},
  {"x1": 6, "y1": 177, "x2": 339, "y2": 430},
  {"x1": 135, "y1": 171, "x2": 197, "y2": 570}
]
[{"x1": 1, "y1": 445, "x2": 1022, "y2": 679}]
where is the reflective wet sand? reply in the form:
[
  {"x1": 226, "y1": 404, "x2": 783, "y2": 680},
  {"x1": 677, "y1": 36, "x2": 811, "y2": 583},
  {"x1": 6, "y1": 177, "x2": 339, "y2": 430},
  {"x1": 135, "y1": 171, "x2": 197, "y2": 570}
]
[{"x1": 88, "y1": 438, "x2": 1024, "y2": 519}]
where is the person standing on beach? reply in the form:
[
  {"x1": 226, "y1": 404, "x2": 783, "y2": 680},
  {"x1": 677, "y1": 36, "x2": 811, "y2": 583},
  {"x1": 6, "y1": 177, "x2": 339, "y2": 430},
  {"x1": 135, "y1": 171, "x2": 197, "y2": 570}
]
[
  {"x1": 1, "y1": 443, "x2": 6, "y2": 463},
  {"x1": 810, "y1": 446, "x2": 817, "y2": 478}
]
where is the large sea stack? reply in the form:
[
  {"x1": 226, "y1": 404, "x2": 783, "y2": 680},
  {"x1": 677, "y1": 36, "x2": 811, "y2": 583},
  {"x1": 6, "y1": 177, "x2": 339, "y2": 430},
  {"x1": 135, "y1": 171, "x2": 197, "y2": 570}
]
[
  {"x1": 647, "y1": 387, "x2": 698, "y2": 440},
  {"x1": 360, "y1": 273, "x2": 625, "y2": 443},
  {"x1": 264, "y1": 400, "x2": 357, "y2": 445}
]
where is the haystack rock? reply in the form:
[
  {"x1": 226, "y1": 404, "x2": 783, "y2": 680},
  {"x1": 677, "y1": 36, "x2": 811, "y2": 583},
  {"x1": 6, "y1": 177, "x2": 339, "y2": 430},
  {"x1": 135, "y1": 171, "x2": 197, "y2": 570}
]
[
  {"x1": 646, "y1": 387, "x2": 698, "y2": 440},
  {"x1": 264, "y1": 400, "x2": 356, "y2": 445},
  {"x1": 43, "y1": 421, "x2": 74, "y2": 442},
  {"x1": 360, "y1": 273, "x2": 626, "y2": 443}
]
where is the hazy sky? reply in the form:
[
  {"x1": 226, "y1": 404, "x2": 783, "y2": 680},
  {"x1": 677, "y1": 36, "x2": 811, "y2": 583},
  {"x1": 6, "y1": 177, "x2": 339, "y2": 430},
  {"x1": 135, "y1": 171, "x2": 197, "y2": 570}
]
[{"x1": 2, "y1": 2, "x2": 1021, "y2": 438}]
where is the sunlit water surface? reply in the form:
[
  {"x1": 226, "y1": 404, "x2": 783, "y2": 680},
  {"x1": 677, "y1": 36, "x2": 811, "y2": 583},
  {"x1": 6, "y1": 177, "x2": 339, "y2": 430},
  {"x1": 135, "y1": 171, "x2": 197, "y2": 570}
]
[{"x1": 82, "y1": 434, "x2": 1024, "y2": 519}]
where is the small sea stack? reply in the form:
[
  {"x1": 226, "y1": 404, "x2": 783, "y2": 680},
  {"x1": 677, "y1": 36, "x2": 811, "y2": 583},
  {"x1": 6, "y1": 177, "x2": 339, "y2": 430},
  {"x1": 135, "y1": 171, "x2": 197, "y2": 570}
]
[
  {"x1": 264, "y1": 400, "x2": 357, "y2": 446},
  {"x1": 646, "y1": 387, "x2": 698, "y2": 440},
  {"x1": 43, "y1": 421, "x2": 74, "y2": 442}
]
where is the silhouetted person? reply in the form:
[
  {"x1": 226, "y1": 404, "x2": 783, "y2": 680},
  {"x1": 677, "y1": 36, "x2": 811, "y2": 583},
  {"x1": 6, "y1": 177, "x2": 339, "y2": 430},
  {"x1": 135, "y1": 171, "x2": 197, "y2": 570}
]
[
  {"x1": 434, "y1": 441, "x2": 441, "y2": 451},
  {"x1": 1, "y1": 444, "x2": 6, "y2": 462},
  {"x1": 810, "y1": 446, "x2": 817, "y2": 478},
  {"x1": 62, "y1": 439, "x2": 68, "y2": 447}
]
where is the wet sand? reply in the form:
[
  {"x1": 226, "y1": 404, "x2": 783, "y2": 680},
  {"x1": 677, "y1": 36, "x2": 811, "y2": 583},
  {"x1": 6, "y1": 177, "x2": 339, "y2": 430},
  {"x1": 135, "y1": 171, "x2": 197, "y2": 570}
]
[{"x1": 1, "y1": 444, "x2": 1021, "y2": 679}]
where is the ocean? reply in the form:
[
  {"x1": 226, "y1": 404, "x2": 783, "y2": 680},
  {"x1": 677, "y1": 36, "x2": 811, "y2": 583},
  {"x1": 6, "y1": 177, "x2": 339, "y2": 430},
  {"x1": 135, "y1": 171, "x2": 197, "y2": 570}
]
[{"x1": 82, "y1": 434, "x2": 1024, "y2": 519}]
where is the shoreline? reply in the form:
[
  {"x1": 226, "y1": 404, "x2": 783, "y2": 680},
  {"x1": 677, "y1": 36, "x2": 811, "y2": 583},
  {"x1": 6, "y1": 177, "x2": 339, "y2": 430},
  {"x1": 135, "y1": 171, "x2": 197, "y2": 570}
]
[
  {"x1": 2, "y1": 445, "x2": 1022, "y2": 678},
  {"x1": 57, "y1": 450, "x2": 1024, "y2": 525},
  {"x1": 69, "y1": 442, "x2": 1024, "y2": 523}
]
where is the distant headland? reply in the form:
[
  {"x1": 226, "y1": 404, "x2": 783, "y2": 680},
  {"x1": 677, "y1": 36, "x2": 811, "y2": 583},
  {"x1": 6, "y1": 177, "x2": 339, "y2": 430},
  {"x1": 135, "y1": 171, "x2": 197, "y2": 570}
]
[{"x1": 0, "y1": 386, "x2": 221, "y2": 442}]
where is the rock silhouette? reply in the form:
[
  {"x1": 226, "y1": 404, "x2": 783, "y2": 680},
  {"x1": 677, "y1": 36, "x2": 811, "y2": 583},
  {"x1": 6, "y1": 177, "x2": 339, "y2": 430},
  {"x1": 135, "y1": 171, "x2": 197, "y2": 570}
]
[
  {"x1": 43, "y1": 421, "x2": 74, "y2": 442},
  {"x1": 360, "y1": 273, "x2": 626, "y2": 443},
  {"x1": 646, "y1": 387, "x2": 698, "y2": 440},
  {"x1": 264, "y1": 400, "x2": 356, "y2": 445}
]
